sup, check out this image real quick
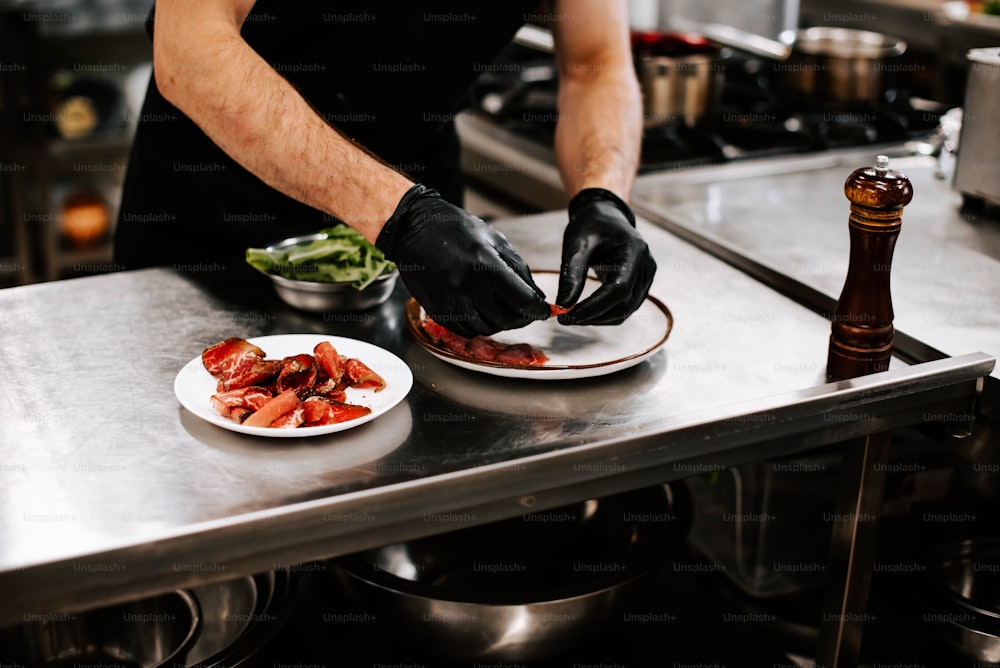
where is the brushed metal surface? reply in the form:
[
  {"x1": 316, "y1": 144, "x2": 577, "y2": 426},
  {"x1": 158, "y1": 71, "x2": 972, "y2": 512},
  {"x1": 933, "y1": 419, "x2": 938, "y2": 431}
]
[
  {"x1": 631, "y1": 149, "x2": 1000, "y2": 379},
  {"x1": 0, "y1": 212, "x2": 993, "y2": 624},
  {"x1": 457, "y1": 112, "x2": 568, "y2": 211}
]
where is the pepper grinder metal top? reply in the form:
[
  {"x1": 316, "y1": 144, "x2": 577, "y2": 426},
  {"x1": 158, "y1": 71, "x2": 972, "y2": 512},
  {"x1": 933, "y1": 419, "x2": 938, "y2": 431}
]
[{"x1": 827, "y1": 154, "x2": 913, "y2": 381}]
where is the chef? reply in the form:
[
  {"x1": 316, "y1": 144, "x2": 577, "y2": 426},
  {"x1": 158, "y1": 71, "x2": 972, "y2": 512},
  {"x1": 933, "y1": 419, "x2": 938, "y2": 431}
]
[{"x1": 114, "y1": 0, "x2": 655, "y2": 337}]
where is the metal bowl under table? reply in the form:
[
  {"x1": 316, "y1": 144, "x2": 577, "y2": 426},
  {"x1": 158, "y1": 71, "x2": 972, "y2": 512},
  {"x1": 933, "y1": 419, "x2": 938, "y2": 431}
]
[
  {"x1": 1, "y1": 590, "x2": 201, "y2": 668},
  {"x1": 332, "y1": 483, "x2": 691, "y2": 661},
  {"x1": 186, "y1": 569, "x2": 297, "y2": 668},
  {"x1": 926, "y1": 538, "x2": 1000, "y2": 663}
]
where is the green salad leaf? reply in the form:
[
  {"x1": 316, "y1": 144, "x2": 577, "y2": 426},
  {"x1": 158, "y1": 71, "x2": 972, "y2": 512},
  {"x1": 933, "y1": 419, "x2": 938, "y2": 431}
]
[{"x1": 246, "y1": 224, "x2": 396, "y2": 290}]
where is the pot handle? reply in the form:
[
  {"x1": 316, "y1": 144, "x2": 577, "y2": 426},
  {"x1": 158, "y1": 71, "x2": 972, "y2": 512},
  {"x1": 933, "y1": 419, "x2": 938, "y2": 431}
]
[{"x1": 681, "y1": 21, "x2": 793, "y2": 60}]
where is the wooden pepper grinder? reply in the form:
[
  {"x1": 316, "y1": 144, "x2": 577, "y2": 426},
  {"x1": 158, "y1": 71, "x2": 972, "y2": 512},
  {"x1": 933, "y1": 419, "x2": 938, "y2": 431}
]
[{"x1": 827, "y1": 155, "x2": 913, "y2": 381}]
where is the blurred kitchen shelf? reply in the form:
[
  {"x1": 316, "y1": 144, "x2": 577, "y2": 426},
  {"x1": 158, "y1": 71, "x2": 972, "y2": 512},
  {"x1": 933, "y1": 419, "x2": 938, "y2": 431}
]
[
  {"x1": 55, "y1": 238, "x2": 114, "y2": 267},
  {"x1": 0, "y1": 0, "x2": 151, "y2": 282},
  {"x1": 46, "y1": 132, "x2": 133, "y2": 158},
  {"x1": 0, "y1": 258, "x2": 30, "y2": 287},
  {"x1": 14, "y1": 0, "x2": 150, "y2": 39}
]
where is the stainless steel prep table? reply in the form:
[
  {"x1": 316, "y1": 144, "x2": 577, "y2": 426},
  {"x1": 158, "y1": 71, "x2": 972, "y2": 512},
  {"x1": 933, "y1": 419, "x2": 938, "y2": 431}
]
[
  {"x1": 629, "y1": 150, "x2": 1000, "y2": 666},
  {"x1": 630, "y1": 148, "x2": 1000, "y2": 383},
  {"x1": 0, "y1": 213, "x2": 992, "y2": 659}
]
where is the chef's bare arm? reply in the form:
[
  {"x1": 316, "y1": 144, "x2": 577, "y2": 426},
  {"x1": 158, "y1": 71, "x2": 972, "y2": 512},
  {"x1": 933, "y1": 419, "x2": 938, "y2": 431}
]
[
  {"x1": 549, "y1": 0, "x2": 642, "y2": 201},
  {"x1": 152, "y1": 0, "x2": 413, "y2": 243}
]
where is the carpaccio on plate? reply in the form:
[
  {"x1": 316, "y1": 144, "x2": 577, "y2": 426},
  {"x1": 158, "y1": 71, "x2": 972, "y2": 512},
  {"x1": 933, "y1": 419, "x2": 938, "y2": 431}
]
[
  {"x1": 420, "y1": 318, "x2": 551, "y2": 366},
  {"x1": 201, "y1": 337, "x2": 385, "y2": 428}
]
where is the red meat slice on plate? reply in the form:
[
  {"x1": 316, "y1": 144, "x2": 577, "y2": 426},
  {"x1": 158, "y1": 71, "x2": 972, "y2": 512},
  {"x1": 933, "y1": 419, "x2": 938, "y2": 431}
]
[
  {"x1": 276, "y1": 354, "x2": 318, "y2": 396},
  {"x1": 302, "y1": 396, "x2": 333, "y2": 424},
  {"x1": 242, "y1": 389, "x2": 300, "y2": 428},
  {"x1": 270, "y1": 405, "x2": 306, "y2": 429},
  {"x1": 202, "y1": 337, "x2": 266, "y2": 377},
  {"x1": 496, "y1": 343, "x2": 549, "y2": 366},
  {"x1": 421, "y1": 318, "x2": 470, "y2": 355},
  {"x1": 301, "y1": 396, "x2": 371, "y2": 426},
  {"x1": 210, "y1": 386, "x2": 273, "y2": 417},
  {"x1": 466, "y1": 336, "x2": 504, "y2": 362},
  {"x1": 310, "y1": 371, "x2": 347, "y2": 401},
  {"x1": 313, "y1": 341, "x2": 345, "y2": 384},
  {"x1": 218, "y1": 357, "x2": 281, "y2": 392},
  {"x1": 419, "y1": 317, "x2": 550, "y2": 367},
  {"x1": 329, "y1": 401, "x2": 372, "y2": 422},
  {"x1": 343, "y1": 358, "x2": 386, "y2": 391}
]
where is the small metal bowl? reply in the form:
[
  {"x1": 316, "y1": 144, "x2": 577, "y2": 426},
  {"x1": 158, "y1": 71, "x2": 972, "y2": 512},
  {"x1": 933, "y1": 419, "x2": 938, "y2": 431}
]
[
  {"x1": 258, "y1": 234, "x2": 399, "y2": 313},
  {"x1": 332, "y1": 483, "x2": 691, "y2": 661},
  {"x1": 926, "y1": 538, "x2": 1000, "y2": 663},
  {"x1": 1, "y1": 589, "x2": 201, "y2": 668}
]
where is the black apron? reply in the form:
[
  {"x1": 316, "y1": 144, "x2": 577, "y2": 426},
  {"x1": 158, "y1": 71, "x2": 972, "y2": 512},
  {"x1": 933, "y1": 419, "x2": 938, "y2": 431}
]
[{"x1": 114, "y1": 1, "x2": 539, "y2": 276}]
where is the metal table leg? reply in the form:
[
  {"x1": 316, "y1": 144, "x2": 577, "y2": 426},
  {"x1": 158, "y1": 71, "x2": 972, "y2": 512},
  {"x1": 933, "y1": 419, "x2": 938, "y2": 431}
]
[{"x1": 816, "y1": 431, "x2": 893, "y2": 668}]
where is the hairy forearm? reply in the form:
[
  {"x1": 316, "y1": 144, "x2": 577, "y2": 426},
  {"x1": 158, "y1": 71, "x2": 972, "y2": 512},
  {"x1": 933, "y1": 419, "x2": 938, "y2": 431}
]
[
  {"x1": 154, "y1": 16, "x2": 412, "y2": 243},
  {"x1": 554, "y1": 66, "x2": 642, "y2": 201}
]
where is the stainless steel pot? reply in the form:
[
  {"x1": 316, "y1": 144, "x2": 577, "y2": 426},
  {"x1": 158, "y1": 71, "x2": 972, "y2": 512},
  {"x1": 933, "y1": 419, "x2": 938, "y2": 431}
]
[
  {"x1": 332, "y1": 483, "x2": 691, "y2": 661},
  {"x1": 693, "y1": 23, "x2": 906, "y2": 108},
  {"x1": 632, "y1": 31, "x2": 728, "y2": 128},
  {"x1": 953, "y1": 47, "x2": 1000, "y2": 208},
  {"x1": 777, "y1": 27, "x2": 907, "y2": 108}
]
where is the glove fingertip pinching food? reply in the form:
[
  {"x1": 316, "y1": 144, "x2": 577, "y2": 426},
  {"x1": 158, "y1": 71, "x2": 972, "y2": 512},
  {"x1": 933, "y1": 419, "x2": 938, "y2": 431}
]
[{"x1": 557, "y1": 187, "x2": 656, "y2": 327}]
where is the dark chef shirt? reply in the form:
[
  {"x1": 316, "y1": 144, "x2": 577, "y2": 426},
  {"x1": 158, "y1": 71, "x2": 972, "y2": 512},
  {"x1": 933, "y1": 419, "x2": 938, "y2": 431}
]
[{"x1": 114, "y1": 1, "x2": 541, "y2": 274}]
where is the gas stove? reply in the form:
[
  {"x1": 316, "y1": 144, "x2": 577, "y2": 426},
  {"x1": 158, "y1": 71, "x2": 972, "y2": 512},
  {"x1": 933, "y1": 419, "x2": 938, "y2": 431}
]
[{"x1": 459, "y1": 40, "x2": 944, "y2": 209}]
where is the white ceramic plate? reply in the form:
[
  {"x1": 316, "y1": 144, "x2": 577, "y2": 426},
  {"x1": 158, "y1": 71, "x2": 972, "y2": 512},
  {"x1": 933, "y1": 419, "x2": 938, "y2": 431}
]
[
  {"x1": 174, "y1": 334, "x2": 413, "y2": 437},
  {"x1": 406, "y1": 271, "x2": 672, "y2": 380}
]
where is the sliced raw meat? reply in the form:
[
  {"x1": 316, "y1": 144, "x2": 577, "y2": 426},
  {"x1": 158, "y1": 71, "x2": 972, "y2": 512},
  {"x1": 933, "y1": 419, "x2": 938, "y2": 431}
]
[
  {"x1": 496, "y1": 343, "x2": 549, "y2": 366},
  {"x1": 313, "y1": 341, "x2": 345, "y2": 384},
  {"x1": 242, "y1": 389, "x2": 299, "y2": 428},
  {"x1": 467, "y1": 336, "x2": 505, "y2": 362},
  {"x1": 210, "y1": 386, "x2": 273, "y2": 417},
  {"x1": 343, "y1": 358, "x2": 386, "y2": 391},
  {"x1": 217, "y1": 357, "x2": 281, "y2": 392},
  {"x1": 202, "y1": 337, "x2": 265, "y2": 377},
  {"x1": 200, "y1": 337, "x2": 387, "y2": 429},
  {"x1": 302, "y1": 396, "x2": 333, "y2": 424},
  {"x1": 301, "y1": 396, "x2": 371, "y2": 426},
  {"x1": 549, "y1": 303, "x2": 572, "y2": 317},
  {"x1": 329, "y1": 401, "x2": 372, "y2": 423},
  {"x1": 421, "y1": 318, "x2": 469, "y2": 355},
  {"x1": 270, "y1": 405, "x2": 305, "y2": 429},
  {"x1": 276, "y1": 354, "x2": 318, "y2": 396},
  {"x1": 420, "y1": 317, "x2": 550, "y2": 367}
]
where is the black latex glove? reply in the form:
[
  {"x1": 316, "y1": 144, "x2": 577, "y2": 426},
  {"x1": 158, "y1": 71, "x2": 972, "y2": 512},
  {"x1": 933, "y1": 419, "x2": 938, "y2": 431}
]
[
  {"x1": 377, "y1": 184, "x2": 550, "y2": 338},
  {"x1": 556, "y1": 188, "x2": 657, "y2": 326}
]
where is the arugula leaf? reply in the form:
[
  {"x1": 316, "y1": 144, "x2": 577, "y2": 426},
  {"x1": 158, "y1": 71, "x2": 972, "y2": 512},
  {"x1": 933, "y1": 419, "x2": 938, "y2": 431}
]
[{"x1": 246, "y1": 224, "x2": 396, "y2": 290}]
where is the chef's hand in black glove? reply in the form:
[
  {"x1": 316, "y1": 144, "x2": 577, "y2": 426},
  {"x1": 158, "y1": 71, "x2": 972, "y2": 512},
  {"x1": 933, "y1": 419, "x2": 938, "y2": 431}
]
[
  {"x1": 556, "y1": 188, "x2": 657, "y2": 326},
  {"x1": 377, "y1": 184, "x2": 550, "y2": 338}
]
